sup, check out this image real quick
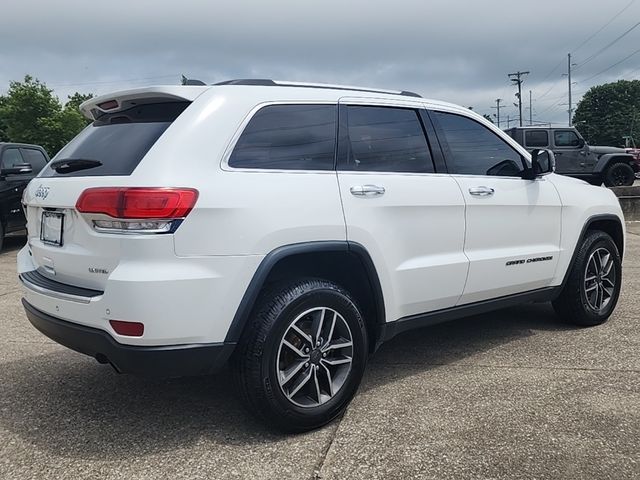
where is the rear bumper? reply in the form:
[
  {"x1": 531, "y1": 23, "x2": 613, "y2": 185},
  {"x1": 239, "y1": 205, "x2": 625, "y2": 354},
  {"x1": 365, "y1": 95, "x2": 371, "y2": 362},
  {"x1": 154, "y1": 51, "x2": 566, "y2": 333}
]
[{"x1": 22, "y1": 299, "x2": 235, "y2": 377}]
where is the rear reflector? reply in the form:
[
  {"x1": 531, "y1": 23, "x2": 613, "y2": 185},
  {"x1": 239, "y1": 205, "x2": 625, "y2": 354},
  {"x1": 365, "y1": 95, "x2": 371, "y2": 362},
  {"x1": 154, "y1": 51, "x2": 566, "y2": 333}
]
[
  {"x1": 76, "y1": 187, "x2": 198, "y2": 219},
  {"x1": 109, "y1": 320, "x2": 144, "y2": 337}
]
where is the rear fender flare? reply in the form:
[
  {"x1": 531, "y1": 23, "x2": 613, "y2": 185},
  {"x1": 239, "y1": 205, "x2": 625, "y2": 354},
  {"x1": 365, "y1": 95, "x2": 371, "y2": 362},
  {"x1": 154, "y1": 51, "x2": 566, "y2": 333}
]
[{"x1": 224, "y1": 241, "x2": 385, "y2": 344}]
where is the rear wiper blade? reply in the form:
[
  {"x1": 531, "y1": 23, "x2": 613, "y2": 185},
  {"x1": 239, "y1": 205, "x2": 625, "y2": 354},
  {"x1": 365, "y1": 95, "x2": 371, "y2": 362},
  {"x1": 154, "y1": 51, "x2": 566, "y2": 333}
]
[{"x1": 51, "y1": 158, "x2": 103, "y2": 173}]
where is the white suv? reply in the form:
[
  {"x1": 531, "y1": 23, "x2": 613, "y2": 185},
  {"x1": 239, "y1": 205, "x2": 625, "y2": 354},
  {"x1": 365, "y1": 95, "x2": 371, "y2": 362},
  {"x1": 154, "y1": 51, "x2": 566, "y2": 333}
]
[{"x1": 18, "y1": 80, "x2": 625, "y2": 431}]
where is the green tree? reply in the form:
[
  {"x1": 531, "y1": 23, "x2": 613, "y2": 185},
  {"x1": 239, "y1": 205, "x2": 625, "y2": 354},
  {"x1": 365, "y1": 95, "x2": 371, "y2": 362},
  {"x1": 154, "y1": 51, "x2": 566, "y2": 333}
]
[
  {"x1": 573, "y1": 79, "x2": 640, "y2": 146},
  {"x1": 0, "y1": 75, "x2": 93, "y2": 155},
  {"x1": 65, "y1": 92, "x2": 94, "y2": 112}
]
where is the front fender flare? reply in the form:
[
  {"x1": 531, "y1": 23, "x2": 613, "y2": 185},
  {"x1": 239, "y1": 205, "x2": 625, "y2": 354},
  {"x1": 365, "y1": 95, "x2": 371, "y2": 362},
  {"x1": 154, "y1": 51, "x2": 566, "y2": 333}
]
[{"x1": 594, "y1": 153, "x2": 636, "y2": 173}]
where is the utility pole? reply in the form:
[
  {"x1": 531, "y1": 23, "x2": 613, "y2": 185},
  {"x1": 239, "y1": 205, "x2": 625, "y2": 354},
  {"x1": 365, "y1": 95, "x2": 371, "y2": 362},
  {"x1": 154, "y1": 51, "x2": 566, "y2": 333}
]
[
  {"x1": 567, "y1": 53, "x2": 573, "y2": 127},
  {"x1": 491, "y1": 99, "x2": 504, "y2": 127},
  {"x1": 529, "y1": 90, "x2": 533, "y2": 126},
  {"x1": 508, "y1": 71, "x2": 529, "y2": 127}
]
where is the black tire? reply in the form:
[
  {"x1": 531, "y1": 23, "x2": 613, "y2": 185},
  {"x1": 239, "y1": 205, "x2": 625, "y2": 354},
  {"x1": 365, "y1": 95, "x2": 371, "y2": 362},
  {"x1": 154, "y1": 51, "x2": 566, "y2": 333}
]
[
  {"x1": 232, "y1": 278, "x2": 368, "y2": 432},
  {"x1": 604, "y1": 162, "x2": 635, "y2": 187},
  {"x1": 552, "y1": 230, "x2": 622, "y2": 326},
  {"x1": 0, "y1": 222, "x2": 4, "y2": 252}
]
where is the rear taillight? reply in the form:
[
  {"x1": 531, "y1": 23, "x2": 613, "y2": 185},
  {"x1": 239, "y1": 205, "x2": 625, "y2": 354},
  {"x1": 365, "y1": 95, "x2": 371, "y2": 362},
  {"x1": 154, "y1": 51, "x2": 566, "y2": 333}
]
[{"x1": 76, "y1": 187, "x2": 198, "y2": 234}]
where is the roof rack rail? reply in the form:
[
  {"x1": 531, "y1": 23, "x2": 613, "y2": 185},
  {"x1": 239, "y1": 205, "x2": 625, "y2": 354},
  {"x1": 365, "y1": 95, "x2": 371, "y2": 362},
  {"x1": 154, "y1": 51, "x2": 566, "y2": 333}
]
[{"x1": 212, "y1": 79, "x2": 422, "y2": 98}]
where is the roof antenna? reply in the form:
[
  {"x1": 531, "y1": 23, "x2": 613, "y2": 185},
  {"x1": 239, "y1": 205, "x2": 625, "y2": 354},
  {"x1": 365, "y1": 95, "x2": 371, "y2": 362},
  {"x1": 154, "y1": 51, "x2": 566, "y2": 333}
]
[{"x1": 181, "y1": 75, "x2": 206, "y2": 86}]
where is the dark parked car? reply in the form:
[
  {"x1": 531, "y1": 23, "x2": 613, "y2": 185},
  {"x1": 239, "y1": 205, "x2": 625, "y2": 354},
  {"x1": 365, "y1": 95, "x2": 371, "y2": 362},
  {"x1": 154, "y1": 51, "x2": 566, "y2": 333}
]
[
  {"x1": 0, "y1": 143, "x2": 49, "y2": 250},
  {"x1": 505, "y1": 126, "x2": 639, "y2": 186}
]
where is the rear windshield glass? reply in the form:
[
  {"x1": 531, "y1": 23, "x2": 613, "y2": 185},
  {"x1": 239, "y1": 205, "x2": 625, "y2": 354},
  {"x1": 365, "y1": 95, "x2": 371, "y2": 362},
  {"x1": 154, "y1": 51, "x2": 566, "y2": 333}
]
[{"x1": 40, "y1": 102, "x2": 189, "y2": 177}]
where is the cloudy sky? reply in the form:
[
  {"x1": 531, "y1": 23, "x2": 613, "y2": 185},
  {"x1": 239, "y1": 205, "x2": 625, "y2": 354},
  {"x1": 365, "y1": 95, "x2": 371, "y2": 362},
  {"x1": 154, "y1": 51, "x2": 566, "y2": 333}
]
[{"x1": 1, "y1": 0, "x2": 639, "y2": 127}]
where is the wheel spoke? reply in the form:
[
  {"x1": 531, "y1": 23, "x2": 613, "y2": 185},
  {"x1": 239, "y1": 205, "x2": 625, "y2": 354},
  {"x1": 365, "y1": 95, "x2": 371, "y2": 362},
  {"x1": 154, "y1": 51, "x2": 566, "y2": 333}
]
[
  {"x1": 325, "y1": 311, "x2": 337, "y2": 347},
  {"x1": 312, "y1": 308, "x2": 326, "y2": 345},
  {"x1": 585, "y1": 284, "x2": 598, "y2": 293},
  {"x1": 312, "y1": 366, "x2": 322, "y2": 403},
  {"x1": 596, "y1": 284, "x2": 604, "y2": 309},
  {"x1": 602, "y1": 257, "x2": 614, "y2": 276},
  {"x1": 291, "y1": 324, "x2": 313, "y2": 346},
  {"x1": 280, "y1": 359, "x2": 308, "y2": 385},
  {"x1": 585, "y1": 275, "x2": 597, "y2": 282},
  {"x1": 320, "y1": 363, "x2": 334, "y2": 397},
  {"x1": 600, "y1": 252, "x2": 610, "y2": 273},
  {"x1": 321, "y1": 356, "x2": 352, "y2": 366},
  {"x1": 322, "y1": 339, "x2": 353, "y2": 352},
  {"x1": 603, "y1": 277, "x2": 615, "y2": 288},
  {"x1": 287, "y1": 366, "x2": 313, "y2": 398},
  {"x1": 283, "y1": 339, "x2": 309, "y2": 359}
]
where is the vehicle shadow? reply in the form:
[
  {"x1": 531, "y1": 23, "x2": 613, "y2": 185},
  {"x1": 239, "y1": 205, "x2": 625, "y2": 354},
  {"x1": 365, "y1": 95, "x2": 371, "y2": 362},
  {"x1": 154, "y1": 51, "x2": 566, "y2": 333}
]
[
  {"x1": 0, "y1": 302, "x2": 569, "y2": 460},
  {"x1": 1, "y1": 234, "x2": 27, "y2": 254}
]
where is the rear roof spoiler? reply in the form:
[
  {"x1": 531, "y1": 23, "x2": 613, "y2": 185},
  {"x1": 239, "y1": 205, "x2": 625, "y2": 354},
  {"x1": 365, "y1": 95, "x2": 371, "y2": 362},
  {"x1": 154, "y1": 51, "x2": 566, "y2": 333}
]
[{"x1": 79, "y1": 86, "x2": 209, "y2": 121}]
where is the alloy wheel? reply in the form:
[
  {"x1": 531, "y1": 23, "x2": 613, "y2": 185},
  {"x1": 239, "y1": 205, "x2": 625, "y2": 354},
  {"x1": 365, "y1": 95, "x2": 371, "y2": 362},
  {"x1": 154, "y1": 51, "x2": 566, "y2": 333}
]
[
  {"x1": 584, "y1": 247, "x2": 616, "y2": 312},
  {"x1": 276, "y1": 307, "x2": 354, "y2": 408}
]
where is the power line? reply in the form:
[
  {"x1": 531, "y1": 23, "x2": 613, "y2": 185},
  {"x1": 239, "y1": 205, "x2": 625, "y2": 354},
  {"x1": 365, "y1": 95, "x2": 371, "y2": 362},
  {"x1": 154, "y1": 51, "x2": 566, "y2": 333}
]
[
  {"x1": 580, "y1": 46, "x2": 640, "y2": 82},
  {"x1": 574, "y1": 20, "x2": 640, "y2": 70},
  {"x1": 572, "y1": 0, "x2": 637, "y2": 54}
]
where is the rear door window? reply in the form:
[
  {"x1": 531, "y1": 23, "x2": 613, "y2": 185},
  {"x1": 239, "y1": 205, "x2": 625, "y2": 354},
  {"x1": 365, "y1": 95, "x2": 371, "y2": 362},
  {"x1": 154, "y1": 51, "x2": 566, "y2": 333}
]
[
  {"x1": 524, "y1": 130, "x2": 549, "y2": 148},
  {"x1": 339, "y1": 105, "x2": 434, "y2": 173},
  {"x1": 40, "y1": 102, "x2": 189, "y2": 177},
  {"x1": 229, "y1": 104, "x2": 336, "y2": 170}
]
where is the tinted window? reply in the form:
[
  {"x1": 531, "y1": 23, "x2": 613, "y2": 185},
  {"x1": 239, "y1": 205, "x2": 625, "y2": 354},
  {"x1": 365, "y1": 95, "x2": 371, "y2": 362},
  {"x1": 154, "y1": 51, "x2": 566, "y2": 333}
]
[
  {"x1": 1, "y1": 148, "x2": 24, "y2": 170},
  {"x1": 433, "y1": 111, "x2": 524, "y2": 176},
  {"x1": 525, "y1": 130, "x2": 549, "y2": 148},
  {"x1": 229, "y1": 104, "x2": 336, "y2": 170},
  {"x1": 20, "y1": 148, "x2": 48, "y2": 173},
  {"x1": 40, "y1": 102, "x2": 189, "y2": 177},
  {"x1": 554, "y1": 130, "x2": 580, "y2": 147},
  {"x1": 342, "y1": 106, "x2": 433, "y2": 173}
]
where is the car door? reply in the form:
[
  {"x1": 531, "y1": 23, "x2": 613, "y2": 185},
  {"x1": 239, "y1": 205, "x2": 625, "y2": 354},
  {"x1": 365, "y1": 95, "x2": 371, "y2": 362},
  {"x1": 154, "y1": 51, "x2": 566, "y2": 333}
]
[
  {"x1": 429, "y1": 109, "x2": 562, "y2": 305},
  {"x1": 336, "y1": 100, "x2": 468, "y2": 321},
  {"x1": 553, "y1": 129, "x2": 587, "y2": 173},
  {"x1": 0, "y1": 147, "x2": 32, "y2": 231}
]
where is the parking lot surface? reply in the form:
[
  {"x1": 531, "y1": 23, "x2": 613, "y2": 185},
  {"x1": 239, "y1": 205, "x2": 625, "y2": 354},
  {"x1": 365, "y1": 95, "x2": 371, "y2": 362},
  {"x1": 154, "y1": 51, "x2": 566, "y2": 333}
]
[{"x1": 1, "y1": 228, "x2": 639, "y2": 480}]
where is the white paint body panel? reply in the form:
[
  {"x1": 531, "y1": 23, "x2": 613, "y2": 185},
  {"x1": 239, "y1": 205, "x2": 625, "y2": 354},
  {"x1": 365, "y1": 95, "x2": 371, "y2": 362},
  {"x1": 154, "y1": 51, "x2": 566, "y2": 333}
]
[
  {"x1": 18, "y1": 83, "x2": 624, "y2": 350},
  {"x1": 453, "y1": 175, "x2": 562, "y2": 304},
  {"x1": 337, "y1": 172, "x2": 468, "y2": 320}
]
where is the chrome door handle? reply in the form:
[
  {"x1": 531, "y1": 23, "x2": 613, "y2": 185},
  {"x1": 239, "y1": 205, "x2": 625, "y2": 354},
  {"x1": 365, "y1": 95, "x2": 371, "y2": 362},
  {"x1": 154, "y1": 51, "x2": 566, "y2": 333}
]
[
  {"x1": 350, "y1": 185, "x2": 386, "y2": 197},
  {"x1": 468, "y1": 186, "x2": 495, "y2": 197}
]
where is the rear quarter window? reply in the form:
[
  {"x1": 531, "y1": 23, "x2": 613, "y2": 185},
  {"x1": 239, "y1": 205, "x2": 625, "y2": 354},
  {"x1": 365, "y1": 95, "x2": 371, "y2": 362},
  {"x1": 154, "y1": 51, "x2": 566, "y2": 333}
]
[
  {"x1": 228, "y1": 104, "x2": 337, "y2": 170},
  {"x1": 39, "y1": 102, "x2": 189, "y2": 177}
]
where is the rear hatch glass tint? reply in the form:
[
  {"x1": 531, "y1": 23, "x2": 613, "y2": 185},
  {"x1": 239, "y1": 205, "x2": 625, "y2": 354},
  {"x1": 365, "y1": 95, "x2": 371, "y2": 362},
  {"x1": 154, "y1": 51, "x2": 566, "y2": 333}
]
[{"x1": 40, "y1": 102, "x2": 189, "y2": 177}]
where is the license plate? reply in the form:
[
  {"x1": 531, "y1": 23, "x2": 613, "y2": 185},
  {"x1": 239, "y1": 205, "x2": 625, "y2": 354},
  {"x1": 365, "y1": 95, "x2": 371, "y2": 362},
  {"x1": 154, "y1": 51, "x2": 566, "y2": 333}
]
[{"x1": 40, "y1": 211, "x2": 64, "y2": 247}]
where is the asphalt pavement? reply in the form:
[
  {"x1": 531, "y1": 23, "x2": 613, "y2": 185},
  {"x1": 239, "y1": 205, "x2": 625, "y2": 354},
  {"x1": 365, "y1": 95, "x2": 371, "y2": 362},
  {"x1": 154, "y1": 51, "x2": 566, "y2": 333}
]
[{"x1": 1, "y1": 229, "x2": 638, "y2": 480}]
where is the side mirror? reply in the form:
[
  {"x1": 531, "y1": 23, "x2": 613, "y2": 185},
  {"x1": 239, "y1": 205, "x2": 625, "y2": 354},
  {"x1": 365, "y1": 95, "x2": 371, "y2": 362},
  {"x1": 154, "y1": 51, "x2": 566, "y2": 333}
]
[
  {"x1": 577, "y1": 138, "x2": 586, "y2": 148},
  {"x1": 532, "y1": 149, "x2": 555, "y2": 176},
  {"x1": 0, "y1": 163, "x2": 33, "y2": 176},
  {"x1": 523, "y1": 149, "x2": 555, "y2": 179}
]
